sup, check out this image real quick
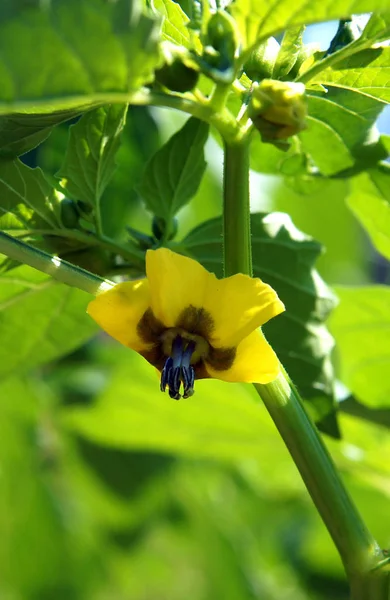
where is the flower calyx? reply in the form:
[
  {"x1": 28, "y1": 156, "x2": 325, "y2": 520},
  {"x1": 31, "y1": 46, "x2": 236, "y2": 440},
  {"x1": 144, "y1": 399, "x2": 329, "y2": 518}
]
[{"x1": 248, "y1": 79, "x2": 307, "y2": 149}]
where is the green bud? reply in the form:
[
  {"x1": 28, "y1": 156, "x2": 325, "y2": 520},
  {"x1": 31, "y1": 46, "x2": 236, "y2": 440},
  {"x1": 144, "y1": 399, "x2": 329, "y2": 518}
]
[
  {"x1": 201, "y1": 10, "x2": 239, "y2": 82},
  {"x1": 60, "y1": 198, "x2": 79, "y2": 228},
  {"x1": 155, "y1": 44, "x2": 199, "y2": 93},
  {"x1": 249, "y1": 79, "x2": 307, "y2": 147},
  {"x1": 243, "y1": 37, "x2": 280, "y2": 81}
]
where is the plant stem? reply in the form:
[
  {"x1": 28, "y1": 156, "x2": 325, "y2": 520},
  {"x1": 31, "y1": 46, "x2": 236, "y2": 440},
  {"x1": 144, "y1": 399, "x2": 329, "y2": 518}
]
[
  {"x1": 254, "y1": 376, "x2": 383, "y2": 578},
  {"x1": 0, "y1": 232, "x2": 113, "y2": 295},
  {"x1": 223, "y1": 140, "x2": 252, "y2": 277},
  {"x1": 221, "y1": 139, "x2": 389, "y2": 597}
]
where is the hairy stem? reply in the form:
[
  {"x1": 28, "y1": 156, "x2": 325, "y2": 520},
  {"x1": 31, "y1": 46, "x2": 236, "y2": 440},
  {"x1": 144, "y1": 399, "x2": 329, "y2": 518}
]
[
  {"x1": 0, "y1": 232, "x2": 113, "y2": 295},
  {"x1": 223, "y1": 141, "x2": 252, "y2": 277}
]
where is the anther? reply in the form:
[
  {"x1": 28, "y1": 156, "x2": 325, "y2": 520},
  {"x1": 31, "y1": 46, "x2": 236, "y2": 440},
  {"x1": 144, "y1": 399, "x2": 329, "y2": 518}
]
[{"x1": 160, "y1": 336, "x2": 196, "y2": 400}]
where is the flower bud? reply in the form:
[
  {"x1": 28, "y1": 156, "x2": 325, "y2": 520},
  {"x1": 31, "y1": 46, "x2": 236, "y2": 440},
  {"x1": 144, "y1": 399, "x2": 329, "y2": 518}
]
[
  {"x1": 60, "y1": 198, "x2": 79, "y2": 228},
  {"x1": 155, "y1": 43, "x2": 199, "y2": 93},
  {"x1": 200, "y1": 10, "x2": 239, "y2": 83},
  {"x1": 249, "y1": 80, "x2": 307, "y2": 146},
  {"x1": 243, "y1": 37, "x2": 280, "y2": 81}
]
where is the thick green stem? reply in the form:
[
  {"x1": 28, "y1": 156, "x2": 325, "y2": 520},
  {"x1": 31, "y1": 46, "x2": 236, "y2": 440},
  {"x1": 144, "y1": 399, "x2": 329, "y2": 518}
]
[
  {"x1": 254, "y1": 376, "x2": 383, "y2": 578},
  {"x1": 0, "y1": 232, "x2": 113, "y2": 295},
  {"x1": 223, "y1": 141, "x2": 252, "y2": 277},
  {"x1": 221, "y1": 139, "x2": 389, "y2": 598}
]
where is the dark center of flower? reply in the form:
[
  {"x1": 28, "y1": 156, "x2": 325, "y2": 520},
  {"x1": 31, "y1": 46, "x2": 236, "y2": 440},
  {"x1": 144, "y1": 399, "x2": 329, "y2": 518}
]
[
  {"x1": 160, "y1": 335, "x2": 196, "y2": 400},
  {"x1": 137, "y1": 306, "x2": 236, "y2": 400}
]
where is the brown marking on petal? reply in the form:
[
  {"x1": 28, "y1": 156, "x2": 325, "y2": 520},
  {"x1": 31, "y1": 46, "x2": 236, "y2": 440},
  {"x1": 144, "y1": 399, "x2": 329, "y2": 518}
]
[
  {"x1": 176, "y1": 305, "x2": 214, "y2": 339},
  {"x1": 206, "y1": 346, "x2": 236, "y2": 371},
  {"x1": 137, "y1": 308, "x2": 166, "y2": 345},
  {"x1": 140, "y1": 345, "x2": 166, "y2": 371},
  {"x1": 194, "y1": 361, "x2": 210, "y2": 380}
]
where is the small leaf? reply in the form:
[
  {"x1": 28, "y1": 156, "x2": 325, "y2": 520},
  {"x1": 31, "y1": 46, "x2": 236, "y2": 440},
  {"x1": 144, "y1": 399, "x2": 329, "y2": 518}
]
[
  {"x1": 347, "y1": 165, "x2": 390, "y2": 261},
  {"x1": 138, "y1": 117, "x2": 209, "y2": 221},
  {"x1": 154, "y1": 0, "x2": 193, "y2": 48},
  {"x1": 300, "y1": 87, "x2": 384, "y2": 176},
  {"x1": 0, "y1": 263, "x2": 97, "y2": 378},
  {"x1": 0, "y1": 158, "x2": 60, "y2": 232},
  {"x1": 58, "y1": 105, "x2": 128, "y2": 217},
  {"x1": 181, "y1": 212, "x2": 338, "y2": 422},
  {"x1": 273, "y1": 26, "x2": 305, "y2": 79},
  {"x1": 360, "y1": 11, "x2": 390, "y2": 44},
  {"x1": 330, "y1": 286, "x2": 390, "y2": 409}
]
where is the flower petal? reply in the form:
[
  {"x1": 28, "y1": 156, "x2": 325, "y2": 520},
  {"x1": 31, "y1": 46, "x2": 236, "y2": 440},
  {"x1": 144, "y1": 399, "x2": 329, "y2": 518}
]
[
  {"x1": 206, "y1": 329, "x2": 280, "y2": 384},
  {"x1": 203, "y1": 273, "x2": 285, "y2": 347},
  {"x1": 87, "y1": 279, "x2": 151, "y2": 351},
  {"x1": 146, "y1": 248, "x2": 214, "y2": 327}
]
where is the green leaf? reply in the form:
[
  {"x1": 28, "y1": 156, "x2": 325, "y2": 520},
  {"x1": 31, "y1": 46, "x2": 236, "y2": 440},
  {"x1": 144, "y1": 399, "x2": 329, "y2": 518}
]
[
  {"x1": 137, "y1": 117, "x2": 209, "y2": 221},
  {"x1": 0, "y1": 109, "x2": 84, "y2": 158},
  {"x1": 300, "y1": 87, "x2": 384, "y2": 176},
  {"x1": 0, "y1": 376, "x2": 79, "y2": 597},
  {"x1": 181, "y1": 212, "x2": 337, "y2": 419},
  {"x1": 310, "y1": 47, "x2": 390, "y2": 103},
  {"x1": 330, "y1": 286, "x2": 390, "y2": 409},
  {"x1": 0, "y1": 264, "x2": 97, "y2": 378},
  {"x1": 360, "y1": 11, "x2": 390, "y2": 44},
  {"x1": 154, "y1": 0, "x2": 193, "y2": 48},
  {"x1": 58, "y1": 105, "x2": 128, "y2": 221},
  {"x1": 347, "y1": 165, "x2": 390, "y2": 261},
  {"x1": 0, "y1": 0, "x2": 160, "y2": 113},
  {"x1": 273, "y1": 26, "x2": 305, "y2": 79},
  {"x1": 229, "y1": 0, "x2": 390, "y2": 52},
  {"x1": 0, "y1": 158, "x2": 61, "y2": 232}
]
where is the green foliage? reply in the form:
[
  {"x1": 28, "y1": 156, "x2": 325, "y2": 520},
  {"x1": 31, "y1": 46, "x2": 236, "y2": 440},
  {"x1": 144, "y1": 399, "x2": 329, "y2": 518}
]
[
  {"x1": 0, "y1": 264, "x2": 96, "y2": 378},
  {"x1": 0, "y1": 3, "x2": 389, "y2": 599},
  {"x1": 0, "y1": 159, "x2": 60, "y2": 232},
  {"x1": 273, "y1": 26, "x2": 305, "y2": 79},
  {"x1": 0, "y1": 0, "x2": 160, "y2": 112},
  {"x1": 58, "y1": 105, "x2": 128, "y2": 218},
  {"x1": 300, "y1": 87, "x2": 383, "y2": 176},
  {"x1": 229, "y1": 0, "x2": 389, "y2": 51},
  {"x1": 310, "y1": 47, "x2": 390, "y2": 103},
  {"x1": 330, "y1": 286, "x2": 390, "y2": 409},
  {"x1": 181, "y1": 212, "x2": 337, "y2": 423},
  {"x1": 138, "y1": 117, "x2": 209, "y2": 224},
  {"x1": 347, "y1": 166, "x2": 390, "y2": 260}
]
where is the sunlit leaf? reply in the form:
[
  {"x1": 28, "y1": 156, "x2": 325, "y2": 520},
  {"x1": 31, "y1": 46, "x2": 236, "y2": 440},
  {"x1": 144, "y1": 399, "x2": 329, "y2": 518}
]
[
  {"x1": 229, "y1": 0, "x2": 390, "y2": 52},
  {"x1": 154, "y1": 0, "x2": 192, "y2": 48},
  {"x1": 0, "y1": 0, "x2": 160, "y2": 113},
  {"x1": 273, "y1": 26, "x2": 305, "y2": 79},
  {"x1": 330, "y1": 285, "x2": 390, "y2": 408},
  {"x1": 347, "y1": 165, "x2": 390, "y2": 261},
  {"x1": 309, "y1": 47, "x2": 390, "y2": 104}
]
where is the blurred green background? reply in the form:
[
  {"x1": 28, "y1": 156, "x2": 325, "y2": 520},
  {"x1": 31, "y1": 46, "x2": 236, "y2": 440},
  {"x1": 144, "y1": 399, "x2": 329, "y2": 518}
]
[{"x1": 2, "y1": 20, "x2": 390, "y2": 598}]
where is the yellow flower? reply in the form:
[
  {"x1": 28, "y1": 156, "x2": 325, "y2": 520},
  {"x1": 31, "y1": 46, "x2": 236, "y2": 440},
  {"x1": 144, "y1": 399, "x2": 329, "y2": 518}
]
[{"x1": 87, "y1": 248, "x2": 285, "y2": 399}]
